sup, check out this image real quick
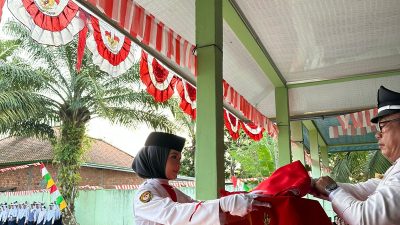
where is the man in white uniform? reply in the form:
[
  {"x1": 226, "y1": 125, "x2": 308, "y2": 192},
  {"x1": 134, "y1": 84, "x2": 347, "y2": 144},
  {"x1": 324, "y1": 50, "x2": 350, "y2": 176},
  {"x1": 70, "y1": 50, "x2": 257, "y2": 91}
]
[
  {"x1": 132, "y1": 132, "x2": 270, "y2": 225},
  {"x1": 313, "y1": 86, "x2": 400, "y2": 225}
]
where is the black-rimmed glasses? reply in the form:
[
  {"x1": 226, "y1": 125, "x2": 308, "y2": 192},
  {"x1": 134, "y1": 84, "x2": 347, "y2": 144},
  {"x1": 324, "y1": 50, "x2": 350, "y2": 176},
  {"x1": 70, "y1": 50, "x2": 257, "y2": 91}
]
[{"x1": 378, "y1": 117, "x2": 400, "y2": 132}]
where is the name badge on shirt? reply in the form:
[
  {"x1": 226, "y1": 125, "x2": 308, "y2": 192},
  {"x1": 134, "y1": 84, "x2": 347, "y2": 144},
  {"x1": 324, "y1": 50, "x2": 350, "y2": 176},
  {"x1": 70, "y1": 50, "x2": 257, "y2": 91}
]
[{"x1": 139, "y1": 191, "x2": 153, "y2": 203}]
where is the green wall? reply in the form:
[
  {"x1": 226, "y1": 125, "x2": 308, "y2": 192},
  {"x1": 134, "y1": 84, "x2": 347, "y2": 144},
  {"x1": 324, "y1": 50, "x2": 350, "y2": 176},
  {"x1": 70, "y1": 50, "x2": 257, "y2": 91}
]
[{"x1": 1, "y1": 186, "x2": 334, "y2": 224}]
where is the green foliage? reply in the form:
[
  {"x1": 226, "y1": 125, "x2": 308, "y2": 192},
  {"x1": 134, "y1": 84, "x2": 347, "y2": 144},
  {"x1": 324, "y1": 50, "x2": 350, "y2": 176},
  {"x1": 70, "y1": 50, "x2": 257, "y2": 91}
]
[
  {"x1": 330, "y1": 150, "x2": 391, "y2": 183},
  {"x1": 226, "y1": 131, "x2": 276, "y2": 178},
  {"x1": 0, "y1": 21, "x2": 176, "y2": 224}
]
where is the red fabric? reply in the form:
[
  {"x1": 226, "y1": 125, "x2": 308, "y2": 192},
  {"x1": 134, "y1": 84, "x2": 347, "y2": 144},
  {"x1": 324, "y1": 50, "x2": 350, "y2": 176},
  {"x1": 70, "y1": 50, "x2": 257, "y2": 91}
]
[
  {"x1": 231, "y1": 176, "x2": 238, "y2": 189},
  {"x1": 224, "y1": 196, "x2": 332, "y2": 225},
  {"x1": 139, "y1": 51, "x2": 177, "y2": 102},
  {"x1": 252, "y1": 160, "x2": 311, "y2": 197},
  {"x1": 49, "y1": 184, "x2": 57, "y2": 194},
  {"x1": 0, "y1": 0, "x2": 5, "y2": 23},
  {"x1": 76, "y1": 11, "x2": 89, "y2": 72},
  {"x1": 22, "y1": 0, "x2": 79, "y2": 31},
  {"x1": 91, "y1": 17, "x2": 132, "y2": 66},
  {"x1": 176, "y1": 78, "x2": 196, "y2": 120},
  {"x1": 161, "y1": 184, "x2": 177, "y2": 202},
  {"x1": 224, "y1": 110, "x2": 241, "y2": 140},
  {"x1": 221, "y1": 192, "x2": 331, "y2": 225},
  {"x1": 242, "y1": 122, "x2": 264, "y2": 141}
]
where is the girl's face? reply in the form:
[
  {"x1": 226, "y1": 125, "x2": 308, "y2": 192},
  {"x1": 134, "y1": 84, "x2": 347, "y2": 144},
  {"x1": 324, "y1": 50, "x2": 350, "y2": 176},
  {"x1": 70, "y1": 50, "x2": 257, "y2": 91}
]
[{"x1": 165, "y1": 149, "x2": 182, "y2": 180}]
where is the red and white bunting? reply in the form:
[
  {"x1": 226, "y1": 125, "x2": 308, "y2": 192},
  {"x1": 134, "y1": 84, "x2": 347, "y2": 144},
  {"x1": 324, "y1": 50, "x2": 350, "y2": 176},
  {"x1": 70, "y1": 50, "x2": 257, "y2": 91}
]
[
  {"x1": 0, "y1": 162, "x2": 41, "y2": 173},
  {"x1": 266, "y1": 119, "x2": 278, "y2": 139},
  {"x1": 82, "y1": 0, "x2": 274, "y2": 134},
  {"x1": 8, "y1": 0, "x2": 84, "y2": 46},
  {"x1": 223, "y1": 109, "x2": 241, "y2": 140},
  {"x1": 176, "y1": 78, "x2": 196, "y2": 120},
  {"x1": 0, "y1": 0, "x2": 5, "y2": 23},
  {"x1": 242, "y1": 122, "x2": 265, "y2": 141},
  {"x1": 140, "y1": 51, "x2": 177, "y2": 102},
  {"x1": 337, "y1": 108, "x2": 378, "y2": 130},
  {"x1": 328, "y1": 124, "x2": 378, "y2": 138},
  {"x1": 222, "y1": 80, "x2": 273, "y2": 132},
  {"x1": 330, "y1": 108, "x2": 378, "y2": 138},
  {"x1": 86, "y1": 17, "x2": 136, "y2": 76},
  {"x1": 82, "y1": 0, "x2": 197, "y2": 76}
]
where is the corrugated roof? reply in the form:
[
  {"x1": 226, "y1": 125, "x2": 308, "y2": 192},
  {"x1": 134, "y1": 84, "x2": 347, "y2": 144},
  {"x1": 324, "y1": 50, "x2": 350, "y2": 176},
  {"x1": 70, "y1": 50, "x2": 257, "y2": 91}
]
[{"x1": 0, "y1": 137, "x2": 133, "y2": 169}]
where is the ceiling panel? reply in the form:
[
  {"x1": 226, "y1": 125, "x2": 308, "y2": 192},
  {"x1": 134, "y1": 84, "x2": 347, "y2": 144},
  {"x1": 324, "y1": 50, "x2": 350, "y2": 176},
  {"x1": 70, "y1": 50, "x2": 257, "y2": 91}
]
[{"x1": 235, "y1": 0, "x2": 400, "y2": 83}]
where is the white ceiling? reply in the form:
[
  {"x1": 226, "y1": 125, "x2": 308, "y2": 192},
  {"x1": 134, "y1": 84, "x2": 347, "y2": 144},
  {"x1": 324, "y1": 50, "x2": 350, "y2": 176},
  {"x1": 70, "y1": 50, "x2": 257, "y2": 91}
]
[{"x1": 134, "y1": 0, "x2": 400, "y2": 118}]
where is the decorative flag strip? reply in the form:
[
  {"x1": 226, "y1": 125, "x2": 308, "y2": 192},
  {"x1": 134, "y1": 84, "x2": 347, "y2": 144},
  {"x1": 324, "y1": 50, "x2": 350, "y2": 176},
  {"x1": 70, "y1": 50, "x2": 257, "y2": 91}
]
[
  {"x1": 83, "y1": 0, "x2": 197, "y2": 76},
  {"x1": 140, "y1": 51, "x2": 177, "y2": 102},
  {"x1": 76, "y1": 9, "x2": 89, "y2": 72},
  {"x1": 82, "y1": 0, "x2": 274, "y2": 135},
  {"x1": 40, "y1": 163, "x2": 67, "y2": 210},
  {"x1": 176, "y1": 78, "x2": 197, "y2": 120},
  {"x1": 7, "y1": 0, "x2": 84, "y2": 46},
  {"x1": 224, "y1": 109, "x2": 241, "y2": 140},
  {"x1": 329, "y1": 108, "x2": 378, "y2": 138},
  {"x1": 0, "y1": 0, "x2": 5, "y2": 23},
  {"x1": 0, "y1": 162, "x2": 41, "y2": 173},
  {"x1": 242, "y1": 122, "x2": 265, "y2": 141},
  {"x1": 86, "y1": 16, "x2": 136, "y2": 76}
]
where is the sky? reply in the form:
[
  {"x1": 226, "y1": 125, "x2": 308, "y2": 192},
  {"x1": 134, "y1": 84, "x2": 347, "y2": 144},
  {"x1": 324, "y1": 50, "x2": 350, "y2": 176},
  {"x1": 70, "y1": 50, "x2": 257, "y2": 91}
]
[{"x1": 0, "y1": 6, "x2": 155, "y2": 157}]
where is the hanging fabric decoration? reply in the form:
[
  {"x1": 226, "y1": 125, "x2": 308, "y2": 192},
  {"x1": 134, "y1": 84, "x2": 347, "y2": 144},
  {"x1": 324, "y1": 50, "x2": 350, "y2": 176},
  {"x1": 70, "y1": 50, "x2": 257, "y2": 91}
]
[
  {"x1": 223, "y1": 109, "x2": 241, "y2": 140},
  {"x1": 231, "y1": 176, "x2": 238, "y2": 189},
  {"x1": 86, "y1": 17, "x2": 136, "y2": 76},
  {"x1": 329, "y1": 108, "x2": 378, "y2": 138},
  {"x1": 242, "y1": 122, "x2": 265, "y2": 141},
  {"x1": 75, "y1": 10, "x2": 89, "y2": 72},
  {"x1": 0, "y1": 0, "x2": 5, "y2": 23},
  {"x1": 140, "y1": 51, "x2": 177, "y2": 102},
  {"x1": 7, "y1": 0, "x2": 84, "y2": 46},
  {"x1": 40, "y1": 163, "x2": 67, "y2": 210},
  {"x1": 176, "y1": 78, "x2": 197, "y2": 119}
]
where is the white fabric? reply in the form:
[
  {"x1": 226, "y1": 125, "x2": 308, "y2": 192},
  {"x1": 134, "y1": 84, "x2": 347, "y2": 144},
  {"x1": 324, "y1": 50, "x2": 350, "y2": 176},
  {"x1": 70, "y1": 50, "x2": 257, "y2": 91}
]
[
  {"x1": 8, "y1": 208, "x2": 17, "y2": 218},
  {"x1": 330, "y1": 159, "x2": 400, "y2": 225},
  {"x1": 133, "y1": 179, "x2": 221, "y2": 225}
]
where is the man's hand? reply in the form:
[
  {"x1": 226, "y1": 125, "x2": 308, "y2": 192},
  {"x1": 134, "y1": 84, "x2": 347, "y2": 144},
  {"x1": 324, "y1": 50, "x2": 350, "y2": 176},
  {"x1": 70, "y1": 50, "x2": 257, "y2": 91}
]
[{"x1": 310, "y1": 176, "x2": 338, "y2": 200}]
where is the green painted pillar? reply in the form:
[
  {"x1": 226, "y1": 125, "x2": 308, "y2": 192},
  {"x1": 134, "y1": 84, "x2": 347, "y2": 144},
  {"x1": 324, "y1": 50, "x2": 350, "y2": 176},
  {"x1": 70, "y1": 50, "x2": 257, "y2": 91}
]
[
  {"x1": 290, "y1": 121, "x2": 305, "y2": 165},
  {"x1": 309, "y1": 129, "x2": 321, "y2": 178},
  {"x1": 195, "y1": 0, "x2": 224, "y2": 200},
  {"x1": 275, "y1": 87, "x2": 291, "y2": 168}
]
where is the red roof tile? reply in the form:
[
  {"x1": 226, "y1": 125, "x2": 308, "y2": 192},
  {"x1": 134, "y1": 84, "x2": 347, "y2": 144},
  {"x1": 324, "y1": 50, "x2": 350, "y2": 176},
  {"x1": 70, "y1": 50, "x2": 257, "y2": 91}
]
[{"x1": 0, "y1": 137, "x2": 133, "y2": 169}]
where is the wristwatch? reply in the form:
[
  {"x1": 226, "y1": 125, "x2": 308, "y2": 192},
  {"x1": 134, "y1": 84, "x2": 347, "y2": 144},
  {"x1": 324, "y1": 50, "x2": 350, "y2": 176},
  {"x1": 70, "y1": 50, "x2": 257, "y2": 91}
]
[{"x1": 324, "y1": 182, "x2": 339, "y2": 194}]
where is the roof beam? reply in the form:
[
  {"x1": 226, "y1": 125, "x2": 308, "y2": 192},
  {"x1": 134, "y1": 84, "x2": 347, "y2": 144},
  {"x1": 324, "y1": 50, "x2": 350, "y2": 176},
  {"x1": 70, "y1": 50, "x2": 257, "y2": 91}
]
[
  {"x1": 302, "y1": 120, "x2": 327, "y2": 147},
  {"x1": 287, "y1": 70, "x2": 400, "y2": 88},
  {"x1": 223, "y1": 0, "x2": 286, "y2": 87}
]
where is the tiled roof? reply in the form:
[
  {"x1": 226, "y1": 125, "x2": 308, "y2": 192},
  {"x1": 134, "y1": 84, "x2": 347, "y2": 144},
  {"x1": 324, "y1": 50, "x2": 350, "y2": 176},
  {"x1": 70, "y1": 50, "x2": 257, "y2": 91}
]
[{"x1": 0, "y1": 137, "x2": 134, "y2": 169}]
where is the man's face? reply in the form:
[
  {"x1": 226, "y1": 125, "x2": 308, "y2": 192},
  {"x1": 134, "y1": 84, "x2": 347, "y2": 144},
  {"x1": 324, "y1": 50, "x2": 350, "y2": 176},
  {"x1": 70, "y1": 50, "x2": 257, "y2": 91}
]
[{"x1": 376, "y1": 113, "x2": 400, "y2": 162}]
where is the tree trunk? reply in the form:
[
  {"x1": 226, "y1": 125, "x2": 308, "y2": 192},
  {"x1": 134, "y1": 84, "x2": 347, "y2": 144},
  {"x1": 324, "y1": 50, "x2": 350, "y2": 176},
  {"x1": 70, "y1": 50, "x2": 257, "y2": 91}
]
[{"x1": 53, "y1": 122, "x2": 87, "y2": 225}]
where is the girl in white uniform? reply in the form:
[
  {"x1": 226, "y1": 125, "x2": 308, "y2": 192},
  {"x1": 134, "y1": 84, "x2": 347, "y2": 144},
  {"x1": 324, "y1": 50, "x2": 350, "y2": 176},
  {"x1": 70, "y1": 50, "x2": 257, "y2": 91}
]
[{"x1": 132, "y1": 132, "x2": 269, "y2": 225}]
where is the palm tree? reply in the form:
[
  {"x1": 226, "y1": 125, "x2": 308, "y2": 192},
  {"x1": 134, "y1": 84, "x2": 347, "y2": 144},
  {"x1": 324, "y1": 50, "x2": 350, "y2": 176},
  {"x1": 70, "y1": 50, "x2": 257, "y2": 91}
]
[
  {"x1": 330, "y1": 150, "x2": 391, "y2": 183},
  {"x1": 0, "y1": 21, "x2": 175, "y2": 224}
]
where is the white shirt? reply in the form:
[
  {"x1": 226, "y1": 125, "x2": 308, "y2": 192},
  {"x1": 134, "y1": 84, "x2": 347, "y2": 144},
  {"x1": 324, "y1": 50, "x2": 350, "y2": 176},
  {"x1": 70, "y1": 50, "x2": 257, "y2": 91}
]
[
  {"x1": 330, "y1": 158, "x2": 400, "y2": 225},
  {"x1": 0, "y1": 207, "x2": 8, "y2": 222},
  {"x1": 45, "y1": 209, "x2": 55, "y2": 224},
  {"x1": 133, "y1": 178, "x2": 222, "y2": 225},
  {"x1": 8, "y1": 207, "x2": 18, "y2": 218},
  {"x1": 37, "y1": 209, "x2": 47, "y2": 224}
]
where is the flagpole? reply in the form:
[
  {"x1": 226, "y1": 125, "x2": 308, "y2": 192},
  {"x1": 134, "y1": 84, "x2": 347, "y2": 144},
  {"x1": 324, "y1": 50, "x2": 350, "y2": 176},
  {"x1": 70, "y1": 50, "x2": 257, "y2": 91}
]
[{"x1": 65, "y1": 205, "x2": 79, "y2": 225}]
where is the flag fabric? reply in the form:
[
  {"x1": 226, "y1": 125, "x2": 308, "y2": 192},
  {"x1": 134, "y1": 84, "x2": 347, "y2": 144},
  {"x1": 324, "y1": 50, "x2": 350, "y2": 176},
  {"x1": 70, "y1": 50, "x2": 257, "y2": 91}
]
[
  {"x1": 242, "y1": 182, "x2": 250, "y2": 192},
  {"x1": 40, "y1": 163, "x2": 67, "y2": 210}
]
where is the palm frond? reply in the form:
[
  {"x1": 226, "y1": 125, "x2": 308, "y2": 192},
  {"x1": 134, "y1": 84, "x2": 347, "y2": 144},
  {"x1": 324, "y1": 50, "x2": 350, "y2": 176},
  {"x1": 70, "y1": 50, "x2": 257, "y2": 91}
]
[{"x1": 365, "y1": 151, "x2": 391, "y2": 178}]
